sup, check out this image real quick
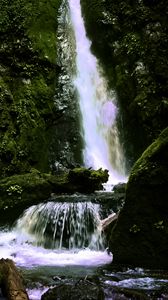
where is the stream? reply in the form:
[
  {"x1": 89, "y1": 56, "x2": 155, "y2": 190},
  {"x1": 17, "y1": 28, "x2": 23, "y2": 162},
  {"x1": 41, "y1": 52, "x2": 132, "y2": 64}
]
[
  {"x1": 0, "y1": 192, "x2": 168, "y2": 300},
  {"x1": 0, "y1": 193, "x2": 168, "y2": 299}
]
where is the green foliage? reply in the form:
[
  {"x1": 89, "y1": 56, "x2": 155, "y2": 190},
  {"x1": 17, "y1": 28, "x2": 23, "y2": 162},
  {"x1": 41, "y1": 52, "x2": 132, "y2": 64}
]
[
  {"x1": 129, "y1": 224, "x2": 141, "y2": 233},
  {"x1": 154, "y1": 220, "x2": 164, "y2": 230},
  {"x1": 7, "y1": 184, "x2": 23, "y2": 196},
  {"x1": 0, "y1": 0, "x2": 61, "y2": 178}
]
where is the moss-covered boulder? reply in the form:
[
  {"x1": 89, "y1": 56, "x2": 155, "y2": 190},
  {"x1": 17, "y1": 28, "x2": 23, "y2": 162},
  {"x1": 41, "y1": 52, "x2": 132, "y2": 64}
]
[
  {"x1": 68, "y1": 167, "x2": 109, "y2": 192},
  {"x1": 109, "y1": 127, "x2": 168, "y2": 269},
  {"x1": 0, "y1": 168, "x2": 108, "y2": 222}
]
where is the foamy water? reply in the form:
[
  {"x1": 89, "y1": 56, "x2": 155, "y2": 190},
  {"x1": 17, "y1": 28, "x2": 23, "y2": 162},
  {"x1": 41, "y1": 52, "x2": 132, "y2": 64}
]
[
  {"x1": 0, "y1": 201, "x2": 112, "y2": 268},
  {"x1": 0, "y1": 229, "x2": 112, "y2": 267}
]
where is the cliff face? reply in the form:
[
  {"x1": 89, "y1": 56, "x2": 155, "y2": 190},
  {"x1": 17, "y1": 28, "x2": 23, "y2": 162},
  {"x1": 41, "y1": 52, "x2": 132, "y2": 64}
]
[
  {"x1": 80, "y1": 0, "x2": 168, "y2": 168},
  {"x1": 1, "y1": 0, "x2": 168, "y2": 177},
  {"x1": 0, "y1": 0, "x2": 83, "y2": 178}
]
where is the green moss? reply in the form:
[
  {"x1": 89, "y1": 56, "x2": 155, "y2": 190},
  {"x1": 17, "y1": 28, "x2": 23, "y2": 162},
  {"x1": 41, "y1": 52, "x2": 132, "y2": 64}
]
[
  {"x1": 129, "y1": 127, "x2": 168, "y2": 183},
  {"x1": 109, "y1": 128, "x2": 168, "y2": 269},
  {"x1": 26, "y1": 0, "x2": 61, "y2": 64},
  {"x1": 68, "y1": 168, "x2": 109, "y2": 191},
  {"x1": 0, "y1": 168, "x2": 109, "y2": 221},
  {"x1": 0, "y1": 0, "x2": 62, "y2": 178}
]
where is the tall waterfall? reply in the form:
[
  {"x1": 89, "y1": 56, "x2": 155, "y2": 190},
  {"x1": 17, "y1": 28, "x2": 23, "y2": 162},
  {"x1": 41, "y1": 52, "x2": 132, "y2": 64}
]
[{"x1": 69, "y1": 0, "x2": 126, "y2": 184}]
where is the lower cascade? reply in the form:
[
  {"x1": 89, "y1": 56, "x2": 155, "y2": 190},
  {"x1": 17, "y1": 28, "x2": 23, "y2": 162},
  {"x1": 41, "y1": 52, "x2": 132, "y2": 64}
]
[
  {"x1": 0, "y1": 201, "x2": 112, "y2": 267},
  {"x1": 16, "y1": 202, "x2": 104, "y2": 250}
]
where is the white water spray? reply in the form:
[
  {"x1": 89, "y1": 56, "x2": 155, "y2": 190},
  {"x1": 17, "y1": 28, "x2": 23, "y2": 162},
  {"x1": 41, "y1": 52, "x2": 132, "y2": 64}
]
[
  {"x1": 0, "y1": 202, "x2": 112, "y2": 267},
  {"x1": 69, "y1": 0, "x2": 126, "y2": 184}
]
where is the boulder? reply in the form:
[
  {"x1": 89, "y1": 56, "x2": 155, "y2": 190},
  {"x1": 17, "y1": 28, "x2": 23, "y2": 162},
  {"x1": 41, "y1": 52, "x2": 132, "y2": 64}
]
[
  {"x1": 109, "y1": 127, "x2": 168, "y2": 268},
  {"x1": 0, "y1": 259, "x2": 29, "y2": 300},
  {"x1": 41, "y1": 278, "x2": 104, "y2": 300},
  {"x1": 68, "y1": 168, "x2": 109, "y2": 192}
]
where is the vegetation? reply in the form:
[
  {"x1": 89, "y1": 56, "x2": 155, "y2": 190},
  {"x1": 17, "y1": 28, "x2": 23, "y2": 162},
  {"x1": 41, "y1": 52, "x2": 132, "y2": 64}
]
[
  {"x1": 0, "y1": 0, "x2": 61, "y2": 177},
  {"x1": 68, "y1": 167, "x2": 109, "y2": 189},
  {"x1": 0, "y1": 168, "x2": 109, "y2": 221}
]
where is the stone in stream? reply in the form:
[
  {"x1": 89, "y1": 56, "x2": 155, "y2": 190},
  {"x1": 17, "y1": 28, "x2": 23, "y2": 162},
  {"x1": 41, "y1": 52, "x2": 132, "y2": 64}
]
[
  {"x1": 41, "y1": 278, "x2": 104, "y2": 300},
  {"x1": 0, "y1": 259, "x2": 29, "y2": 300}
]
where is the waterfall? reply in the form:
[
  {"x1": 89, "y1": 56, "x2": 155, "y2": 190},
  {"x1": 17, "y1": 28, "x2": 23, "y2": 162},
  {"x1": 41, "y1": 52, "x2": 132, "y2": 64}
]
[
  {"x1": 69, "y1": 0, "x2": 126, "y2": 184},
  {"x1": 15, "y1": 202, "x2": 104, "y2": 250},
  {"x1": 0, "y1": 200, "x2": 112, "y2": 267}
]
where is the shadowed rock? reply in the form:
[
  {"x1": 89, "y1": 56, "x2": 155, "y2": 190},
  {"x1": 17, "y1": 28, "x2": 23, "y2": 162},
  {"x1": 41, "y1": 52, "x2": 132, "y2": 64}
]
[
  {"x1": 0, "y1": 259, "x2": 29, "y2": 300},
  {"x1": 109, "y1": 127, "x2": 168, "y2": 269},
  {"x1": 41, "y1": 278, "x2": 104, "y2": 300}
]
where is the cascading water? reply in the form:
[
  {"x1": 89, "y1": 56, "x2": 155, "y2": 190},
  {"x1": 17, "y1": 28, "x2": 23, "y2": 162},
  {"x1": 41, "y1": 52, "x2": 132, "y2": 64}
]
[
  {"x1": 0, "y1": 201, "x2": 168, "y2": 299},
  {"x1": 69, "y1": 0, "x2": 126, "y2": 184},
  {"x1": 0, "y1": 201, "x2": 111, "y2": 267},
  {"x1": 16, "y1": 202, "x2": 104, "y2": 250}
]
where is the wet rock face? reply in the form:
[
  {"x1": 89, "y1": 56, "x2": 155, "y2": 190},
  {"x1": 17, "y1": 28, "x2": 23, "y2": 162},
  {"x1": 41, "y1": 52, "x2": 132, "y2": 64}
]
[
  {"x1": 41, "y1": 279, "x2": 104, "y2": 300},
  {"x1": 0, "y1": 0, "x2": 83, "y2": 178},
  {"x1": 49, "y1": 1, "x2": 83, "y2": 172},
  {"x1": 0, "y1": 0, "x2": 62, "y2": 177},
  {"x1": 109, "y1": 127, "x2": 168, "y2": 269},
  {"x1": 80, "y1": 0, "x2": 168, "y2": 167}
]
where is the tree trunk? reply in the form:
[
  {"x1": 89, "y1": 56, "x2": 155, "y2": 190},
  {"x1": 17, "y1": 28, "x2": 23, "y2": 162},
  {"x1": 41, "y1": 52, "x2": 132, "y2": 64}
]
[{"x1": 101, "y1": 212, "x2": 119, "y2": 230}]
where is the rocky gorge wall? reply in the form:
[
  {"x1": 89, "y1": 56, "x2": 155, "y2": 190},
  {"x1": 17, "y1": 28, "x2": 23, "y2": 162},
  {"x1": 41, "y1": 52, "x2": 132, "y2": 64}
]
[
  {"x1": 79, "y1": 0, "x2": 168, "y2": 268},
  {"x1": 0, "y1": 0, "x2": 83, "y2": 178},
  {"x1": 1, "y1": 0, "x2": 167, "y2": 177},
  {"x1": 80, "y1": 0, "x2": 168, "y2": 168}
]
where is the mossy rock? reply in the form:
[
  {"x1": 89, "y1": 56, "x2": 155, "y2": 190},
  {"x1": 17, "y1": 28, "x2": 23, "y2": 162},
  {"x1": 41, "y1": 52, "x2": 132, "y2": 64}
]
[
  {"x1": 0, "y1": 168, "x2": 108, "y2": 222},
  {"x1": 68, "y1": 168, "x2": 109, "y2": 192},
  {"x1": 109, "y1": 127, "x2": 168, "y2": 269}
]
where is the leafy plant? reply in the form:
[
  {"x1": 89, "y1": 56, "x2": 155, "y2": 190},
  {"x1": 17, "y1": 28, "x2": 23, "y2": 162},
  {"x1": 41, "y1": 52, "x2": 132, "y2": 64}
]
[
  {"x1": 154, "y1": 220, "x2": 164, "y2": 230},
  {"x1": 129, "y1": 224, "x2": 141, "y2": 233},
  {"x1": 6, "y1": 184, "x2": 23, "y2": 196}
]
